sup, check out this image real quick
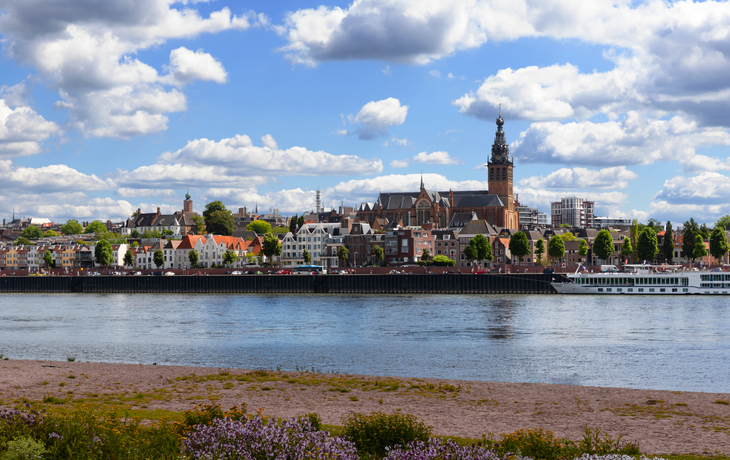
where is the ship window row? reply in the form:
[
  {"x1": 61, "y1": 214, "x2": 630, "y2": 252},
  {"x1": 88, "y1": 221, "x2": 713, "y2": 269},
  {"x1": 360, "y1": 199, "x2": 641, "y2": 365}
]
[
  {"x1": 701, "y1": 274, "x2": 728, "y2": 281},
  {"x1": 580, "y1": 277, "x2": 689, "y2": 286}
]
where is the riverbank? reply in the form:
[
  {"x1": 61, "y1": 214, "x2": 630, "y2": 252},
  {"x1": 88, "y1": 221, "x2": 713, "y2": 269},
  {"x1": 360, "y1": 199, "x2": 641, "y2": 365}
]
[{"x1": 1, "y1": 360, "x2": 729, "y2": 455}]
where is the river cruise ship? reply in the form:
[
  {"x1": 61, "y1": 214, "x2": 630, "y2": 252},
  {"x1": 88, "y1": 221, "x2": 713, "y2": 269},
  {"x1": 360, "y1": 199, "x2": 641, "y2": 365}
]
[{"x1": 551, "y1": 264, "x2": 730, "y2": 295}]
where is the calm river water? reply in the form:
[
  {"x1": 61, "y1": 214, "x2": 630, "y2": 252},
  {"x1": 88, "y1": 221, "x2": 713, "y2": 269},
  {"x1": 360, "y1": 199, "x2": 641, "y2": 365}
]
[{"x1": 1, "y1": 293, "x2": 728, "y2": 393}]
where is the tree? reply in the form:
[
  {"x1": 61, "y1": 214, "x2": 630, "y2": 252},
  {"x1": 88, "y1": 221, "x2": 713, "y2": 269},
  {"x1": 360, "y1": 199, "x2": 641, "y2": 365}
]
[
  {"x1": 153, "y1": 249, "x2": 165, "y2": 268},
  {"x1": 432, "y1": 255, "x2": 455, "y2": 266},
  {"x1": 43, "y1": 229, "x2": 60, "y2": 238},
  {"x1": 463, "y1": 244, "x2": 477, "y2": 265},
  {"x1": 693, "y1": 233, "x2": 708, "y2": 262},
  {"x1": 14, "y1": 237, "x2": 31, "y2": 246},
  {"x1": 162, "y1": 229, "x2": 174, "y2": 236},
  {"x1": 43, "y1": 250, "x2": 54, "y2": 268},
  {"x1": 470, "y1": 234, "x2": 493, "y2": 265},
  {"x1": 298, "y1": 216, "x2": 305, "y2": 228},
  {"x1": 663, "y1": 221, "x2": 674, "y2": 264},
  {"x1": 247, "y1": 220, "x2": 273, "y2": 234},
  {"x1": 548, "y1": 236, "x2": 565, "y2": 262},
  {"x1": 223, "y1": 249, "x2": 239, "y2": 267},
  {"x1": 289, "y1": 214, "x2": 298, "y2": 233},
  {"x1": 302, "y1": 249, "x2": 312, "y2": 264},
  {"x1": 130, "y1": 241, "x2": 139, "y2": 248},
  {"x1": 206, "y1": 210, "x2": 235, "y2": 236},
  {"x1": 203, "y1": 200, "x2": 227, "y2": 219},
  {"x1": 559, "y1": 232, "x2": 577, "y2": 242},
  {"x1": 509, "y1": 231, "x2": 530, "y2": 262},
  {"x1": 637, "y1": 228, "x2": 659, "y2": 262},
  {"x1": 715, "y1": 215, "x2": 730, "y2": 231},
  {"x1": 123, "y1": 249, "x2": 134, "y2": 267},
  {"x1": 420, "y1": 248, "x2": 430, "y2": 263},
  {"x1": 682, "y1": 218, "x2": 699, "y2": 262},
  {"x1": 191, "y1": 215, "x2": 206, "y2": 235},
  {"x1": 84, "y1": 220, "x2": 107, "y2": 234},
  {"x1": 189, "y1": 249, "x2": 199, "y2": 268},
  {"x1": 559, "y1": 223, "x2": 570, "y2": 228},
  {"x1": 373, "y1": 245, "x2": 384, "y2": 265},
  {"x1": 646, "y1": 218, "x2": 663, "y2": 232},
  {"x1": 534, "y1": 239, "x2": 545, "y2": 264},
  {"x1": 131, "y1": 229, "x2": 140, "y2": 238},
  {"x1": 710, "y1": 226, "x2": 729, "y2": 265},
  {"x1": 620, "y1": 237, "x2": 633, "y2": 263},
  {"x1": 337, "y1": 246, "x2": 349, "y2": 267},
  {"x1": 60, "y1": 219, "x2": 83, "y2": 236},
  {"x1": 593, "y1": 229, "x2": 615, "y2": 262},
  {"x1": 20, "y1": 225, "x2": 43, "y2": 239},
  {"x1": 261, "y1": 233, "x2": 282, "y2": 265},
  {"x1": 578, "y1": 239, "x2": 589, "y2": 260},
  {"x1": 95, "y1": 240, "x2": 113, "y2": 266},
  {"x1": 699, "y1": 223, "x2": 711, "y2": 240},
  {"x1": 629, "y1": 219, "x2": 639, "y2": 263}
]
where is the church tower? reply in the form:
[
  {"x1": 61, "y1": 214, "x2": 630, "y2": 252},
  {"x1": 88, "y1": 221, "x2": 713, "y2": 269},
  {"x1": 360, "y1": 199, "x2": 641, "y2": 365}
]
[{"x1": 487, "y1": 108, "x2": 517, "y2": 228}]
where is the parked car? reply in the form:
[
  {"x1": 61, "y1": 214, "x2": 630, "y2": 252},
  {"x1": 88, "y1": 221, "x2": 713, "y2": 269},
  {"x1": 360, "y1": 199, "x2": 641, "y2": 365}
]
[
  {"x1": 473, "y1": 270, "x2": 488, "y2": 274},
  {"x1": 230, "y1": 271, "x2": 242, "y2": 275},
  {"x1": 275, "y1": 270, "x2": 292, "y2": 275},
  {"x1": 164, "y1": 271, "x2": 175, "y2": 276}
]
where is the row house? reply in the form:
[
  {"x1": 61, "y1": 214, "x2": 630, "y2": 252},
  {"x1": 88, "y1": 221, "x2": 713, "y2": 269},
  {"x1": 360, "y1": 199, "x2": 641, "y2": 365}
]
[
  {"x1": 383, "y1": 227, "x2": 434, "y2": 265},
  {"x1": 344, "y1": 223, "x2": 385, "y2": 267},
  {"x1": 433, "y1": 229, "x2": 459, "y2": 262},
  {"x1": 456, "y1": 220, "x2": 498, "y2": 267},
  {"x1": 281, "y1": 223, "x2": 346, "y2": 267}
]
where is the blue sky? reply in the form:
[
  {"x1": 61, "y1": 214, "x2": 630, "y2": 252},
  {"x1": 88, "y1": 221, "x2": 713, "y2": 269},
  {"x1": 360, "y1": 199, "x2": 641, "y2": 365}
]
[{"x1": 2, "y1": 0, "x2": 730, "y2": 226}]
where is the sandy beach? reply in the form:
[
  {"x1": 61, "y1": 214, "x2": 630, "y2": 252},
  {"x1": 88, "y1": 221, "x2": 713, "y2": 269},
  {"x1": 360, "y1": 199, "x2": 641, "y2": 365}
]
[{"x1": 1, "y1": 360, "x2": 729, "y2": 455}]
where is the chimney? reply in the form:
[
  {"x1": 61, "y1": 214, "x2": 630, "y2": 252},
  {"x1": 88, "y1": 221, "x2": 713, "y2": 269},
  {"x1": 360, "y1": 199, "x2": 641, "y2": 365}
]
[{"x1": 156, "y1": 207, "x2": 161, "y2": 216}]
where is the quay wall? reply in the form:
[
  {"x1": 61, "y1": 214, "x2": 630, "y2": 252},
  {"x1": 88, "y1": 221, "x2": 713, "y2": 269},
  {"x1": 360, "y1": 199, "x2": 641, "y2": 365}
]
[{"x1": 0, "y1": 273, "x2": 563, "y2": 294}]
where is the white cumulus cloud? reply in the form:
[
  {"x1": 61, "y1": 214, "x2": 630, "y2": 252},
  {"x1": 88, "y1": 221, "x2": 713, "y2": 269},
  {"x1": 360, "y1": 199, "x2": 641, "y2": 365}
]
[
  {"x1": 519, "y1": 166, "x2": 638, "y2": 190},
  {"x1": 412, "y1": 151, "x2": 462, "y2": 165},
  {"x1": 0, "y1": 99, "x2": 60, "y2": 156},
  {"x1": 348, "y1": 97, "x2": 408, "y2": 140}
]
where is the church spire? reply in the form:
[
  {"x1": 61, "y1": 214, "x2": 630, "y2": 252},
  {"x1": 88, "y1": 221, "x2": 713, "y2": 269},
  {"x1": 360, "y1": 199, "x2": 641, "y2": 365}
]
[
  {"x1": 490, "y1": 108, "x2": 511, "y2": 165},
  {"x1": 420, "y1": 171, "x2": 424, "y2": 190}
]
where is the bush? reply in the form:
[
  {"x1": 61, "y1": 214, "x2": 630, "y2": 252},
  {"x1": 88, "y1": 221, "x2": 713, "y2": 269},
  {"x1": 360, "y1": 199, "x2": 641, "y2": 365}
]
[
  {"x1": 177, "y1": 402, "x2": 247, "y2": 435},
  {"x1": 297, "y1": 412, "x2": 322, "y2": 432},
  {"x1": 342, "y1": 412, "x2": 431, "y2": 458},
  {"x1": 1, "y1": 436, "x2": 47, "y2": 460},
  {"x1": 385, "y1": 438, "x2": 506, "y2": 460},
  {"x1": 183, "y1": 415, "x2": 358, "y2": 460}
]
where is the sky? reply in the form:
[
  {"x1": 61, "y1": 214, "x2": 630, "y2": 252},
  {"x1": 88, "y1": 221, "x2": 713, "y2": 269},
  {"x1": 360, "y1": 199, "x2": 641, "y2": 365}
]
[{"x1": 2, "y1": 0, "x2": 730, "y2": 226}]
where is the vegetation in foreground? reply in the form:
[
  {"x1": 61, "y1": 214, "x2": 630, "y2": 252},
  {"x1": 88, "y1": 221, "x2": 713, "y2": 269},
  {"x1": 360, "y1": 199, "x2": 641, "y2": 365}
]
[{"x1": 0, "y1": 401, "x2": 722, "y2": 460}]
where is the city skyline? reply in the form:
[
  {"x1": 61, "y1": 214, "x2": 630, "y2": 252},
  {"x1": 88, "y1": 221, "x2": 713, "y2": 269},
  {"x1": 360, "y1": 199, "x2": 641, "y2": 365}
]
[{"x1": 2, "y1": 0, "x2": 730, "y2": 225}]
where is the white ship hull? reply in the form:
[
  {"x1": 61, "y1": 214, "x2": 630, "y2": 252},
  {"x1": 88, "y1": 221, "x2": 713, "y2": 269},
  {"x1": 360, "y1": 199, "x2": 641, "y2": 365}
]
[{"x1": 551, "y1": 266, "x2": 730, "y2": 295}]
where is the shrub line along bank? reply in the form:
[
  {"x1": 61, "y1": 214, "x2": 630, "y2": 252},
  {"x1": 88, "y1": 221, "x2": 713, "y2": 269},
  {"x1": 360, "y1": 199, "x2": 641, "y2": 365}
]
[{"x1": 0, "y1": 273, "x2": 562, "y2": 294}]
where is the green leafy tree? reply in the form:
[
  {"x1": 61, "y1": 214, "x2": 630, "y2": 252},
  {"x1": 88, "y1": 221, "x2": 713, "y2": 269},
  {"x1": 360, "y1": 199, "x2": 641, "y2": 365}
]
[
  {"x1": 203, "y1": 201, "x2": 226, "y2": 219},
  {"x1": 206, "y1": 210, "x2": 236, "y2": 236},
  {"x1": 693, "y1": 233, "x2": 708, "y2": 262},
  {"x1": 272, "y1": 226, "x2": 289, "y2": 234},
  {"x1": 245, "y1": 252, "x2": 255, "y2": 265},
  {"x1": 131, "y1": 229, "x2": 140, "y2": 238},
  {"x1": 223, "y1": 249, "x2": 239, "y2": 267},
  {"x1": 470, "y1": 234, "x2": 493, "y2": 265},
  {"x1": 247, "y1": 220, "x2": 273, "y2": 234},
  {"x1": 20, "y1": 225, "x2": 43, "y2": 239},
  {"x1": 432, "y1": 255, "x2": 455, "y2": 266},
  {"x1": 153, "y1": 249, "x2": 165, "y2": 268},
  {"x1": 123, "y1": 249, "x2": 134, "y2": 267},
  {"x1": 337, "y1": 246, "x2": 349, "y2": 267},
  {"x1": 647, "y1": 218, "x2": 663, "y2": 232},
  {"x1": 95, "y1": 239, "x2": 113, "y2": 266},
  {"x1": 463, "y1": 244, "x2": 477, "y2": 265},
  {"x1": 289, "y1": 214, "x2": 298, "y2": 233},
  {"x1": 420, "y1": 248, "x2": 430, "y2": 263},
  {"x1": 130, "y1": 241, "x2": 139, "y2": 248},
  {"x1": 84, "y1": 220, "x2": 107, "y2": 234},
  {"x1": 709, "y1": 226, "x2": 729, "y2": 265},
  {"x1": 298, "y1": 216, "x2": 305, "y2": 228},
  {"x1": 578, "y1": 239, "x2": 589, "y2": 259},
  {"x1": 699, "y1": 223, "x2": 711, "y2": 240},
  {"x1": 559, "y1": 223, "x2": 570, "y2": 228},
  {"x1": 593, "y1": 229, "x2": 615, "y2": 262},
  {"x1": 43, "y1": 250, "x2": 54, "y2": 268},
  {"x1": 620, "y1": 237, "x2": 633, "y2": 263},
  {"x1": 302, "y1": 249, "x2": 312, "y2": 263},
  {"x1": 637, "y1": 228, "x2": 659, "y2": 262},
  {"x1": 548, "y1": 235, "x2": 565, "y2": 262},
  {"x1": 715, "y1": 215, "x2": 730, "y2": 231},
  {"x1": 682, "y1": 218, "x2": 699, "y2": 262},
  {"x1": 261, "y1": 233, "x2": 282, "y2": 265},
  {"x1": 141, "y1": 230, "x2": 162, "y2": 239},
  {"x1": 162, "y1": 229, "x2": 174, "y2": 236},
  {"x1": 559, "y1": 232, "x2": 577, "y2": 242},
  {"x1": 14, "y1": 236, "x2": 31, "y2": 246},
  {"x1": 663, "y1": 221, "x2": 674, "y2": 264},
  {"x1": 60, "y1": 219, "x2": 83, "y2": 236},
  {"x1": 189, "y1": 249, "x2": 199, "y2": 268},
  {"x1": 509, "y1": 231, "x2": 530, "y2": 262},
  {"x1": 629, "y1": 219, "x2": 639, "y2": 263},
  {"x1": 534, "y1": 239, "x2": 545, "y2": 264},
  {"x1": 373, "y1": 245, "x2": 384, "y2": 265},
  {"x1": 191, "y1": 215, "x2": 206, "y2": 235},
  {"x1": 43, "y1": 229, "x2": 60, "y2": 238}
]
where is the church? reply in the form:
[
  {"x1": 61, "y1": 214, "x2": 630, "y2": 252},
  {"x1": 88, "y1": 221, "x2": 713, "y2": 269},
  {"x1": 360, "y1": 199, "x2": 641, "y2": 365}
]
[{"x1": 356, "y1": 112, "x2": 518, "y2": 230}]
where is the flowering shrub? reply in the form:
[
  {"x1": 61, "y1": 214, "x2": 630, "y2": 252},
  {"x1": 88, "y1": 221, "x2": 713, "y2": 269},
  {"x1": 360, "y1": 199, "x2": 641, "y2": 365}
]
[
  {"x1": 183, "y1": 415, "x2": 359, "y2": 460},
  {"x1": 574, "y1": 456, "x2": 667, "y2": 460},
  {"x1": 385, "y1": 438, "x2": 510, "y2": 460},
  {"x1": 2, "y1": 436, "x2": 47, "y2": 460}
]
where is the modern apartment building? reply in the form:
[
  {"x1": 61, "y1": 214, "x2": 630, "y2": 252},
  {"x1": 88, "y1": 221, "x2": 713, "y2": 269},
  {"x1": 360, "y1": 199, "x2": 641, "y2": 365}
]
[{"x1": 550, "y1": 197, "x2": 595, "y2": 228}]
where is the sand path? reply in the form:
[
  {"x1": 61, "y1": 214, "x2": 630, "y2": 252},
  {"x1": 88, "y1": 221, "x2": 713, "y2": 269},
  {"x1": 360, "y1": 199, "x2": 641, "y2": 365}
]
[{"x1": 1, "y1": 360, "x2": 729, "y2": 456}]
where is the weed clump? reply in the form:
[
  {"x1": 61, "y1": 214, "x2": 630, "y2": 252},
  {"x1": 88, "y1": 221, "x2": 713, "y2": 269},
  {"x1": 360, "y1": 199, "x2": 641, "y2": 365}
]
[
  {"x1": 1, "y1": 436, "x2": 47, "y2": 460},
  {"x1": 343, "y1": 411, "x2": 431, "y2": 459}
]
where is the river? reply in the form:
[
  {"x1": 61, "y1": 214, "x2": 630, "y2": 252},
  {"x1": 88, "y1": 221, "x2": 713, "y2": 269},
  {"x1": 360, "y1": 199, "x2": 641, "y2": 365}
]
[{"x1": 1, "y1": 293, "x2": 728, "y2": 393}]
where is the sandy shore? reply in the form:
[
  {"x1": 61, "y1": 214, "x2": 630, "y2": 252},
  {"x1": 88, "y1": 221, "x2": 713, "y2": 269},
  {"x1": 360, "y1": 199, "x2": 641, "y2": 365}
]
[{"x1": 1, "y1": 360, "x2": 729, "y2": 455}]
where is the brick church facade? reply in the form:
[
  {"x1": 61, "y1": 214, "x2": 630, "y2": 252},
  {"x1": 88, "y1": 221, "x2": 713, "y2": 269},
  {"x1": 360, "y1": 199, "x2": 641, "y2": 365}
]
[{"x1": 357, "y1": 113, "x2": 518, "y2": 230}]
